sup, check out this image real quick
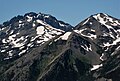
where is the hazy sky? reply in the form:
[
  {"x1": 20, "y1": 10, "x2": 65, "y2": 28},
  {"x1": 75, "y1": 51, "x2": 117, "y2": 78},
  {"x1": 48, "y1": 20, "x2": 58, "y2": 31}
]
[{"x1": 0, "y1": 0, "x2": 120, "y2": 26}]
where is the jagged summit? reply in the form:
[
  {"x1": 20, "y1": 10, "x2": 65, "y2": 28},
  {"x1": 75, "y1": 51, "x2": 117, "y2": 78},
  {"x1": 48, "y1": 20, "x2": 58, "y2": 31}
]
[
  {"x1": 0, "y1": 12, "x2": 73, "y2": 61},
  {"x1": 77, "y1": 13, "x2": 120, "y2": 27},
  {"x1": 0, "y1": 12, "x2": 120, "y2": 81},
  {"x1": 75, "y1": 12, "x2": 120, "y2": 57},
  {"x1": 2, "y1": 12, "x2": 72, "y2": 31}
]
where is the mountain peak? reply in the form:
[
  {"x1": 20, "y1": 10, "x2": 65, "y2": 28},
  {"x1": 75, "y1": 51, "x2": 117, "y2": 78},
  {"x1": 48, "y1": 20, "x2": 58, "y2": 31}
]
[
  {"x1": 93, "y1": 13, "x2": 108, "y2": 17},
  {"x1": 2, "y1": 12, "x2": 73, "y2": 32},
  {"x1": 92, "y1": 13, "x2": 120, "y2": 26},
  {"x1": 0, "y1": 12, "x2": 73, "y2": 61},
  {"x1": 0, "y1": 12, "x2": 120, "y2": 81}
]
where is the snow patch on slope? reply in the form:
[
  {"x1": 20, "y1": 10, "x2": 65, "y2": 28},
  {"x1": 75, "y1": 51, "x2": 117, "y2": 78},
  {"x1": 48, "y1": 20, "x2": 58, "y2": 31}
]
[
  {"x1": 103, "y1": 37, "x2": 120, "y2": 47},
  {"x1": 74, "y1": 29, "x2": 97, "y2": 40},
  {"x1": 8, "y1": 34, "x2": 26, "y2": 47},
  {"x1": 82, "y1": 18, "x2": 90, "y2": 25},
  {"x1": 59, "y1": 22, "x2": 65, "y2": 27},
  {"x1": 26, "y1": 16, "x2": 33, "y2": 22},
  {"x1": 60, "y1": 32, "x2": 72, "y2": 40},
  {"x1": 81, "y1": 44, "x2": 92, "y2": 52},
  {"x1": 36, "y1": 26, "x2": 45, "y2": 35},
  {"x1": 36, "y1": 20, "x2": 46, "y2": 25},
  {"x1": 91, "y1": 64, "x2": 103, "y2": 71}
]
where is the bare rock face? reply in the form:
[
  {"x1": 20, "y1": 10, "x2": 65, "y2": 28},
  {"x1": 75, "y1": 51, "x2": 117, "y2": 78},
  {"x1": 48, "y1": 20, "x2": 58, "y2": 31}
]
[{"x1": 0, "y1": 12, "x2": 120, "y2": 81}]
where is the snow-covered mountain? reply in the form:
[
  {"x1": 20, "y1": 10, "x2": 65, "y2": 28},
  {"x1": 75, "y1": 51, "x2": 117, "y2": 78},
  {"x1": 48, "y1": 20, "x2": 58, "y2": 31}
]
[
  {"x1": 0, "y1": 12, "x2": 120, "y2": 81},
  {"x1": 75, "y1": 13, "x2": 120, "y2": 60},
  {"x1": 0, "y1": 12, "x2": 72, "y2": 61},
  {"x1": 74, "y1": 13, "x2": 120, "y2": 81}
]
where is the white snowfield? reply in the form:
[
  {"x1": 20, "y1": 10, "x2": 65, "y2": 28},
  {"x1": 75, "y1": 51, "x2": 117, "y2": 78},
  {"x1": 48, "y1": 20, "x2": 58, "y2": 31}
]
[
  {"x1": 91, "y1": 64, "x2": 103, "y2": 71},
  {"x1": 34, "y1": 21, "x2": 64, "y2": 44},
  {"x1": 36, "y1": 26, "x2": 45, "y2": 35},
  {"x1": 60, "y1": 32, "x2": 72, "y2": 40}
]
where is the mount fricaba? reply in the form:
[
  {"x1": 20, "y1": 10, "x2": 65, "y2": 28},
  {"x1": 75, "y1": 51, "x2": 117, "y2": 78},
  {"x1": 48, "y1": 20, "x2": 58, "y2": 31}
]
[{"x1": 0, "y1": 12, "x2": 120, "y2": 81}]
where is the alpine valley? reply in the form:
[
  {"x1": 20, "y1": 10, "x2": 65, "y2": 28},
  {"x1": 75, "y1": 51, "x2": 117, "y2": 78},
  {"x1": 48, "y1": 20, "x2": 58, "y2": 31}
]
[{"x1": 0, "y1": 12, "x2": 120, "y2": 81}]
